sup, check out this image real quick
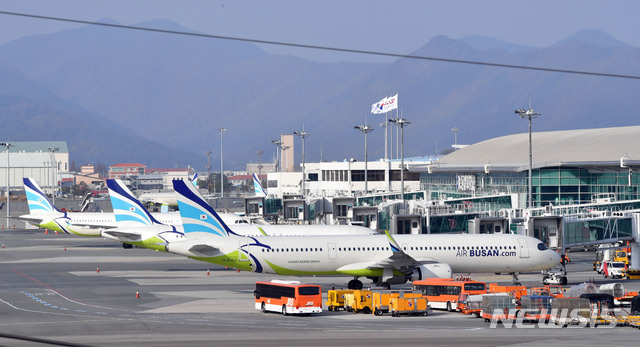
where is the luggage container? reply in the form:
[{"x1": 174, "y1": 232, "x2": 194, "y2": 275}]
[
  {"x1": 519, "y1": 295, "x2": 553, "y2": 322},
  {"x1": 389, "y1": 296, "x2": 429, "y2": 317},
  {"x1": 598, "y1": 283, "x2": 624, "y2": 298},
  {"x1": 567, "y1": 282, "x2": 597, "y2": 298},
  {"x1": 481, "y1": 295, "x2": 517, "y2": 322},
  {"x1": 550, "y1": 298, "x2": 591, "y2": 327},
  {"x1": 580, "y1": 293, "x2": 616, "y2": 326}
]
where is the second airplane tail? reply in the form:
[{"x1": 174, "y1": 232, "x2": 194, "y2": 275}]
[
  {"x1": 106, "y1": 179, "x2": 162, "y2": 226},
  {"x1": 172, "y1": 179, "x2": 236, "y2": 237}
]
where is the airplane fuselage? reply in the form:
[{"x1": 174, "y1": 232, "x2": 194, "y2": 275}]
[{"x1": 169, "y1": 233, "x2": 561, "y2": 277}]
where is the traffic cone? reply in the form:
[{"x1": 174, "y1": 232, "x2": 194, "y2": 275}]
[
  {"x1": 97, "y1": 267, "x2": 100, "y2": 273},
  {"x1": 136, "y1": 291, "x2": 140, "y2": 299},
  {"x1": 207, "y1": 269, "x2": 210, "y2": 276},
  {"x1": 237, "y1": 268, "x2": 240, "y2": 273},
  {"x1": 2, "y1": 244, "x2": 4, "y2": 248},
  {"x1": 44, "y1": 229, "x2": 48, "y2": 235}
]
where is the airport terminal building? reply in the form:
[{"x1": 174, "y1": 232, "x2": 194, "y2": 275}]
[{"x1": 412, "y1": 126, "x2": 640, "y2": 208}]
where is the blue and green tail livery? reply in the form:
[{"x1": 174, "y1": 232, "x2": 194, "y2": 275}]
[
  {"x1": 23, "y1": 178, "x2": 60, "y2": 214},
  {"x1": 191, "y1": 173, "x2": 198, "y2": 187},
  {"x1": 253, "y1": 173, "x2": 267, "y2": 197},
  {"x1": 106, "y1": 179, "x2": 162, "y2": 226},
  {"x1": 172, "y1": 179, "x2": 237, "y2": 237}
]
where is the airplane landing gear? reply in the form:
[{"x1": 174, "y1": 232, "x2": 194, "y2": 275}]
[
  {"x1": 510, "y1": 272, "x2": 521, "y2": 286},
  {"x1": 347, "y1": 278, "x2": 363, "y2": 290}
]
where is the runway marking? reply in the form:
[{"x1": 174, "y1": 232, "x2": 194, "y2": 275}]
[{"x1": 10, "y1": 269, "x2": 130, "y2": 312}]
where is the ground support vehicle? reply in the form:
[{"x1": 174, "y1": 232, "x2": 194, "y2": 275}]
[
  {"x1": 343, "y1": 290, "x2": 372, "y2": 314},
  {"x1": 372, "y1": 290, "x2": 423, "y2": 316},
  {"x1": 487, "y1": 283, "x2": 527, "y2": 301},
  {"x1": 389, "y1": 296, "x2": 429, "y2": 317},
  {"x1": 529, "y1": 285, "x2": 565, "y2": 298},
  {"x1": 457, "y1": 293, "x2": 484, "y2": 317},
  {"x1": 550, "y1": 298, "x2": 592, "y2": 327},
  {"x1": 614, "y1": 295, "x2": 640, "y2": 327},
  {"x1": 579, "y1": 293, "x2": 617, "y2": 326},
  {"x1": 326, "y1": 289, "x2": 354, "y2": 311},
  {"x1": 481, "y1": 295, "x2": 517, "y2": 322},
  {"x1": 601, "y1": 261, "x2": 626, "y2": 279},
  {"x1": 519, "y1": 295, "x2": 553, "y2": 323}
]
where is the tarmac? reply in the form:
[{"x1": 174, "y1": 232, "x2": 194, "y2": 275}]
[{"x1": 1, "y1": 229, "x2": 639, "y2": 346}]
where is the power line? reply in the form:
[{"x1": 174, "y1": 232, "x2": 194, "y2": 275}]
[{"x1": 2, "y1": 10, "x2": 640, "y2": 80}]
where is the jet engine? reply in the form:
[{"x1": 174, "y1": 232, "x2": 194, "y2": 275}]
[{"x1": 410, "y1": 263, "x2": 453, "y2": 281}]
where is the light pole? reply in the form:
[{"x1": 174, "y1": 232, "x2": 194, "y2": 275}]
[
  {"x1": 451, "y1": 127, "x2": 459, "y2": 149},
  {"x1": 48, "y1": 147, "x2": 59, "y2": 205},
  {"x1": 515, "y1": 104, "x2": 541, "y2": 209},
  {"x1": 293, "y1": 129, "x2": 309, "y2": 197},
  {"x1": 257, "y1": 150, "x2": 263, "y2": 187},
  {"x1": 1, "y1": 142, "x2": 12, "y2": 228},
  {"x1": 219, "y1": 128, "x2": 226, "y2": 198},
  {"x1": 389, "y1": 118, "x2": 411, "y2": 203},
  {"x1": 270, "y1": 139, "x2": 282, "y2": 172},
  {"x1": 354, "y1": 124, "x2": 374, "y2": 193}
]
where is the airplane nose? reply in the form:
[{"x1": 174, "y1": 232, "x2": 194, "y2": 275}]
[{"x1": 550, "y1": 251, "x2": 562, "y2": 266}]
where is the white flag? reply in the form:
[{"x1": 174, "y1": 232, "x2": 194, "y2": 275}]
[
  {"x1": 371, "y1": 97, "x2": 387, "y2": 114},
  {"x1": 382, "y1": 94, "x2": 398, "y2": 113}
]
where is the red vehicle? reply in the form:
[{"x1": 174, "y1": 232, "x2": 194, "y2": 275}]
[
  {"x1": 254, "y1": 280, "x2": 322, "y2": 315},
  {"x1": 413, "y1": 278, "x2": 486, "y2": 311}
]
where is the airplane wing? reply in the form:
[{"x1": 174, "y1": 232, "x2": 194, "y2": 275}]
[
  {"x1": 337, "y1": 231, "x2": 437, "y2": 272},
  {"x1": 101, "y1": 229, "x2": 143, "y2": 241},
  {"x1": 13, "y1": 215, "x2": 45, "y2": 224},
  {"x1": 68, "y1": 222, "x2": 114, "y2": 229},
  {"x1": 187, "y1": 244, "x2": 221, "y2": 257}
]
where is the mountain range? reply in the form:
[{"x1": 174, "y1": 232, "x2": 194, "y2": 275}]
[{"x1": 1, "y1": 22, "x2": 639, "y2": 170}]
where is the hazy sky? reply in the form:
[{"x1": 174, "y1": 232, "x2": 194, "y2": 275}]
[{"x1": 0, "y1": 0, "x2": 638, "y2": 63}]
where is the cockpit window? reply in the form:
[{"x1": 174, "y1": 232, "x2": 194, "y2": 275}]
[{"x1": 537, "y1": 243, "x2": 548, "y2": 251}]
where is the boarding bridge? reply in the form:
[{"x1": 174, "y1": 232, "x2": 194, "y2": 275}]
[{"x1": 562, "y1": 212, "x2": 635, "y2": 249}]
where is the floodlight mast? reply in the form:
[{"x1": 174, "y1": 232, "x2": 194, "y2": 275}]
[
  {"x1": 354, "y1": 124, "x2": 374, "y2": 193},
  {"x1": 1, "y1": 142, "x2": 12, "y2": 228},
  {"x1": 293, "y1": 130, "x2": 309, "y2": 197},
  {"x1": 515, "y1": 105, "x2": 541, "y2": 209},
  {"x1": 389, "y1": 118, "x2": 411, "y2": 203},
  {"x1": 451, "y1": 127, "x2": 459, "y2": 149},
  {"x1": 219, "y1": 128, "x2": 226, "y2": 198},
  {"x1": 270, "y1": 139, "x2": 282, "y2": 172}
]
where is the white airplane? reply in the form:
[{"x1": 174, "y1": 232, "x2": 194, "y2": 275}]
[
  {"x1": 18, "y1": 177, "x2": 248, "y2": 238},
  {"x1": 167, "y1": 179, "x2": 561, "y2": 289},
  {"x1": 136, "y1": 173, "x2": 199, "y2": 207},
  {"x1": 101, "y1": 179, "x2": 378, "y2": 250}
]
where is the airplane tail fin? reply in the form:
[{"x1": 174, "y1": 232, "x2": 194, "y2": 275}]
[
  {"x1": 253, "y1": 173, "x2": 267, "y2": 197},
  {"x1": 106, "y1": 179, "x2": 162, "y2": 226},
  {"x1": 23, "y1": 178, "x2": 60, "y2": 214},
  {"x1": 172, "y1": 179, "x2": 235, "y2": 237},
  {"x1": 191, "y1": 173, "x2": 198, "y2": 187}
]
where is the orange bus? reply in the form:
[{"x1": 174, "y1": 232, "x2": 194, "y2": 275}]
[
  {"x1": 254, "y1": 280, "x2": 322, "y2": 315},
  {"x1": 413, "y1": 278, "x2": 487, "y2": 311}
]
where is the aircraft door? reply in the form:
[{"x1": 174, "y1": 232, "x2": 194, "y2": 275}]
[
  {"x1": 327, "y1": 243, "x2": 337, "y2": 260},
  {"x1": 238, "y1": 240, "x2": 250, "y2": 261},
  {"x1": 517, "y1": 238, "x2": 530, "y2": 258}
]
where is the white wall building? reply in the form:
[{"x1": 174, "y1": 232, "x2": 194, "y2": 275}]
[
  {"x1": 0, "y1": 141, "x2": 69, "y2": 196},
  {"x1": 266, "y1": 158, "x2": 432, "y2": 198}
]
